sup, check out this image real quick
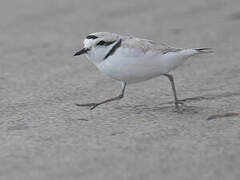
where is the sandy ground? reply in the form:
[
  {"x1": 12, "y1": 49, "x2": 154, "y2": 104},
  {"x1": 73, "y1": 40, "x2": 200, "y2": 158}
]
[{"x1": 1, "y1": 0, "x2": 240, "y2": 179}]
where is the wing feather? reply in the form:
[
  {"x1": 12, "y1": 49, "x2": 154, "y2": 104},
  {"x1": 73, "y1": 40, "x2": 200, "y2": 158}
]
[{"x1": 121, "y1": 36, "x2": 181, "y2": 54}]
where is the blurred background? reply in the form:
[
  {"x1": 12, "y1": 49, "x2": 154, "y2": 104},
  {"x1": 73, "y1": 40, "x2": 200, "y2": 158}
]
[{"x1": 1, "y1": 0, "x2": 240, "y2": 179}]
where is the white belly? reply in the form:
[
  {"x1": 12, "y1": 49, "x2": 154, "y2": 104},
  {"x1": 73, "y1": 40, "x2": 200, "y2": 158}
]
[{"x1": 93, "y1": 48, "x2": 195, "y2": 83}]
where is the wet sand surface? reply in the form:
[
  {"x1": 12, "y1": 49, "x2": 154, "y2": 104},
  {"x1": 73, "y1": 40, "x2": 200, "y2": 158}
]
[{"x1": 1, "y1": 0, "x2": 240, "y2": 179}]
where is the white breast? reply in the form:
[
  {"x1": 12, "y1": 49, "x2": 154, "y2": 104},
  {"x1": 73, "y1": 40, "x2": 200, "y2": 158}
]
[{"x1": 91, "y1": 47, "x2": 197, "y2": 83}]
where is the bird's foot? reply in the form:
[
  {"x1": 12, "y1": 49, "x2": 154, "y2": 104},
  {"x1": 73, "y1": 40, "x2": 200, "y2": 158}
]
[
  {"x1": 75, "y1": 103, "x2": 99, "y2": 110},
  {"x1": 174, "y1": 100, "x2": 185, "y2": 113}
]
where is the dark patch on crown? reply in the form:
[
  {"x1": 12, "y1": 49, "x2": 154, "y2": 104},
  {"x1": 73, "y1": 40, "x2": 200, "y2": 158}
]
[{"x1": 86, "y1": 35, "x2": 98, "y2": 39}]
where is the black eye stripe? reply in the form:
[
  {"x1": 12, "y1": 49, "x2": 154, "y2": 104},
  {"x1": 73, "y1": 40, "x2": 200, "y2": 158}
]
[
  {"x1": 86, "y1": 35, "x2": 98, "y2": 39},
  {"x1": 97, "y1": 40, "x2": 116, "y2": 46}
]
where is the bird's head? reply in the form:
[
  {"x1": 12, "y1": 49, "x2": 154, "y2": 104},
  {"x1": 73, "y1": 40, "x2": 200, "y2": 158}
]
[{"x1": 74, "y1": 32, "x2": 121, "y2": 63}]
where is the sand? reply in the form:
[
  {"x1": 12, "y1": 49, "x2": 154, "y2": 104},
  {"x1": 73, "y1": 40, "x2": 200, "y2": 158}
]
[{"x1": 1, "y1": 0, "x2": 240, "y2": 179}]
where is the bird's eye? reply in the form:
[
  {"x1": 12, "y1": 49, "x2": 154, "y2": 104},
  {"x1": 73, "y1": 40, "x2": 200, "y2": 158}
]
[{"x1": 96, "y1": 40, "x2": 116, "y2": 46}]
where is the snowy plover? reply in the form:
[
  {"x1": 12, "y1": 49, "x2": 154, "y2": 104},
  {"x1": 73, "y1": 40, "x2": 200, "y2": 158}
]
[{"x1": 74, "y1": 32, "x2": 211, "y2": 110}]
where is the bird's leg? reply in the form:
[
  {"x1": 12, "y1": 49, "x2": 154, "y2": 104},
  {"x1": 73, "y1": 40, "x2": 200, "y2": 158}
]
[
  {"x1": 76, "y1": 82, "x2": 127, "y2": 110},
  {"x1": 163, "y1": 74, "x2": 183, "y2": 109}
]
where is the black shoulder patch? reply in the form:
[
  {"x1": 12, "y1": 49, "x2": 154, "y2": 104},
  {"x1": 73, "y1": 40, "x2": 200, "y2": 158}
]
[
  {"x1": 96, "y1": 40, "x2": 106, "y2": 46},
  {"x1": 104, "y1": 39, "x2": 122, "y2": 60},
  {"x1": 86, "y1": 35, "x2": 98, "y2": 39}
]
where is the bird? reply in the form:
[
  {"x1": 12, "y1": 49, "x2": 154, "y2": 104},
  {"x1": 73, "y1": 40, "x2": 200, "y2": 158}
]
[{"x1": 74, "y1": 32, "x2": 212, "y2": 110}]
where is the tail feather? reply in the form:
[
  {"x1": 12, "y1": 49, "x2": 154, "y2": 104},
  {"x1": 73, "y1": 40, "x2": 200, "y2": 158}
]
[{"x1": 195, "y1": 48, "x2": 213, "y2": 53}]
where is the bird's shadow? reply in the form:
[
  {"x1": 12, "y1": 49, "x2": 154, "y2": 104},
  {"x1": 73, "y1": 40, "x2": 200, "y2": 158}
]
[
  {"x1": 117, "y1": 103, "x2": 201, "y2": 114},
  {"x1": 116, "y1": 91, "x2": 240, "y2": 115}
]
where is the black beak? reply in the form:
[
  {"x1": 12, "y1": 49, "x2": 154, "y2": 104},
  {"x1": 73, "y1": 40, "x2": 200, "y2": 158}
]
[{"x1": 74, "y1": 48, "x2": 89, "y2": 56}]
